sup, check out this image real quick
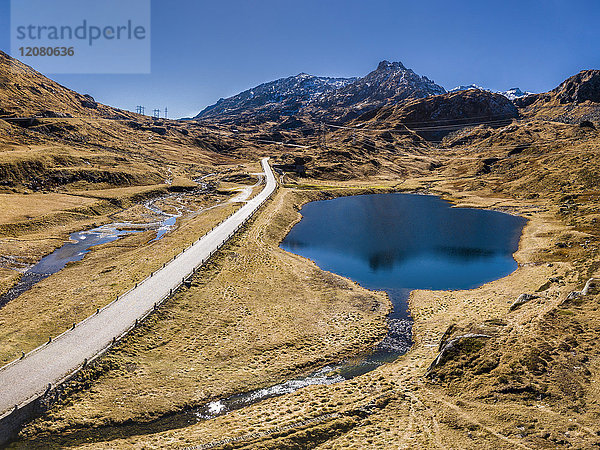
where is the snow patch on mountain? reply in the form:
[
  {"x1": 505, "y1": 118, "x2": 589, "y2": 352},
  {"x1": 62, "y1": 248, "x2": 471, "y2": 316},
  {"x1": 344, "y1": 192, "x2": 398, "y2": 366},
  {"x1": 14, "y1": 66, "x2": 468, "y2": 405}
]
[
  {"x1": 451, "y1": 84, "x2": 534, "y2": 101},
  {"x1": 500, "y1": 87, "x2": 534, "y2": 100}
]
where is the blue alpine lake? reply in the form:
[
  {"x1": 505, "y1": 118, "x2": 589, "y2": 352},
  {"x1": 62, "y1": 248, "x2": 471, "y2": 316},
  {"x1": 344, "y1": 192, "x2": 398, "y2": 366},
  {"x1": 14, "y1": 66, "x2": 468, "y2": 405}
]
[
  {"x1": 176, "y1": 193, "x2": 527, "y2": 423},
  {"x1": 281, "y1": 193, "x2": 526, "y2": 322}
]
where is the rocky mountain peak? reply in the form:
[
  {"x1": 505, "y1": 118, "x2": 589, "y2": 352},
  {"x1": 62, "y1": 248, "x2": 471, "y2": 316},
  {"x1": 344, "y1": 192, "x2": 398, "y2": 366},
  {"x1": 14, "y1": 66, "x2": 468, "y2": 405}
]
[
  {"x1": 376, "y1": 60, "x2": 407, "y2": 71},
  {"x1": 308, "y1": 61, "x2": 446, "y2": 122},
  {"x1": 552, "y1": 69, "x2": 600, "y2": 104},
  {"x1": 194, "y1": 60, "x2": 446, "y2": 123}
]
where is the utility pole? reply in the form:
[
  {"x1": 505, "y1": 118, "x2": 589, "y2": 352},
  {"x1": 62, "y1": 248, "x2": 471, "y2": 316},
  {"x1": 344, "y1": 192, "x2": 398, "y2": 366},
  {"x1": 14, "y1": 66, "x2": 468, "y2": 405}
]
[
  {"x1": 136, "y1": 105, "x2": 145, "y2": 115},
  {"x1": 153, "y1": 109, "x2": 160, "y2": 119},
  {"x1": 164, "y1": 107, "x2": 168, "y2": 120},
  {"x1": 319, "y1": 122, "x2": 325, "y2": 149}
]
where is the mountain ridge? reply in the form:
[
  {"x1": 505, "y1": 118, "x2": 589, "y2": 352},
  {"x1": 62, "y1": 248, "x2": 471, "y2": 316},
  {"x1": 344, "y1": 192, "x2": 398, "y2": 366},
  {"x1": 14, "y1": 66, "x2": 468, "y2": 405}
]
[
  {"x1": 450, "y1": 84, "x2": 534, "y2": 101},
  {"x1": 194, "y1": 73, "x2": 356, "y2": 122},
  {"x1": 194, "y1": 60, "x2": 446, "y2": 124}
]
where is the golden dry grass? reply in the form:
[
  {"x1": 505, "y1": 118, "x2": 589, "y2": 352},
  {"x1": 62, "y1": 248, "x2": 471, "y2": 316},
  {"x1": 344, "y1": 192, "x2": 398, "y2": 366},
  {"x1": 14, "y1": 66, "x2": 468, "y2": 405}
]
[
  {"x1": 44, "y1": 176, "x2": 600, "y2": 450},
  {"x1": 16, "y1": 188, "x2": 390, "y2": 445},
  {"x1": 1, "y1": 62, "x2": 599, "y2": 447},
  {"x1": 11, "y1": 130, "x2": 597, "y2": 449},
  {"x1": 0, "y1": 193, "x2": 98, "y2": 224},
  {"x1": 0, "y1": 193, "x2": 240, "y2": 366}
]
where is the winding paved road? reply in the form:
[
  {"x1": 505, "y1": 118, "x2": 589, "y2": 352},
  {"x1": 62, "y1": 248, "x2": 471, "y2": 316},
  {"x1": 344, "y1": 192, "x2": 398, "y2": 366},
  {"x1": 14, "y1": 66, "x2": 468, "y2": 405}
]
[{"x1": 0, "y1": 158, "x2": 276, "y2": 418}]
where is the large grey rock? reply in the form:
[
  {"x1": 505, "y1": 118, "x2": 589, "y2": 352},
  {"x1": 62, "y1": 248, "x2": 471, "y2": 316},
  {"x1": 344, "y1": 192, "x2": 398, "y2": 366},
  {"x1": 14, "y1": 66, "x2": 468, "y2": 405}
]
[
  {"x1": 564, "y1": 278, "x2": 597, "y2": 302},
  {"x1": 427, "y1": 333, "x2": 491, "y2": 373},
  {"x1": 509, "y1": 293, "x2": 539, "y2": 311}
]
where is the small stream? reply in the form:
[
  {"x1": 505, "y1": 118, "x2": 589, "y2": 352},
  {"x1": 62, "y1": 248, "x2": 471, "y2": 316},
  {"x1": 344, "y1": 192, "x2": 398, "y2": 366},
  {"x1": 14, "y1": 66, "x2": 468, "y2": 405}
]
[
  {"x1": 181, "y1": 194, "x2": 526, "y2": 423},
  {"x1": 0, "y1": 195, "x2": 188, "y2": 309}
]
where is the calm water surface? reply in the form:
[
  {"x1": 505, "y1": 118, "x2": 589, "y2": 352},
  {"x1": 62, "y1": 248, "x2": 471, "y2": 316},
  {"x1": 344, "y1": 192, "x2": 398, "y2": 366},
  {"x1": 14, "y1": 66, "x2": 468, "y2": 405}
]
[
  {"x1": 193, "y1": 194, "x2": 526, "y2": 421},
  {"x1": 281, "y1": 193, "x2": 526, "y2": 320}
]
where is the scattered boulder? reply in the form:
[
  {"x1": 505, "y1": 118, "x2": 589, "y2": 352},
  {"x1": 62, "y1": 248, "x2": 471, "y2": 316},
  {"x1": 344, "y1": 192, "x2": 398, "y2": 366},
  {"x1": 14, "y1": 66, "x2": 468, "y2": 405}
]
[
  {"x1": 507, "y1": 144, "x2": 528, "y2": 156},
  {"x1": 80, "y1": 94, "x2": 98, "y2": 109},
  {"x1": 582, "y1": 278, "x2": 597, "y2": 296},
  {"x1": 126, "y1": 121, "x2": 142, "y2": 130},
  {"x1": 509, "y1": 293, "x2": 540, "y2": 311},
  {"x1": 149, "y1": 126, "x2": 167, "y2": 136},
  {"x1": 478, "y1": 157, "x2": 501, "y2": 174},
  {"x1": 580, "y1": 120, "x2": 596, "y2": 129},
  {"x1": 427, "y1": 333, "x2": 492, "y2": 373},
  {"x1": 564, "y1": 278, "x2": 597, "y2": 302}
]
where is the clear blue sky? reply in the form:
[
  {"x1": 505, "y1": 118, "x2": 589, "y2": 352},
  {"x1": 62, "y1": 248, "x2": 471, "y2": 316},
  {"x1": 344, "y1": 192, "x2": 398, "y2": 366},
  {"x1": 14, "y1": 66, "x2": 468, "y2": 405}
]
[{"x1": 1, "y1": 0, "x2": 599, "y2": 118}]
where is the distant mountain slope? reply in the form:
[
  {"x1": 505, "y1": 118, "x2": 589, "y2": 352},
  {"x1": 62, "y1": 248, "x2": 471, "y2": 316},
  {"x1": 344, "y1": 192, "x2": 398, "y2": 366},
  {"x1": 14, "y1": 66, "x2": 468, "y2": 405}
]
[
  {"x1": 194, "y1": 60, "x2": 446, "y2": 124},
  {"x1": 450, "y1": 84, "x2": 533, "y2": 101},
  {"x1": 501, "y1": 87, "x2": 533, "y2": 101},
  {"x1": 0, "y1": 50, "x2": 133, "y2": 120},
  {"x1": 516, "y1": 69, "x2": 600, "y2": 123},
  {"x1": 352, "y1": 89, "x2": 519, "y2": 141},
  {"x1": 552, "y1": 69, "x2": 600, "y2": 103},
  {"x1": 194, "y1": 73, "x2": 356, "y2": 123},
  {"x1": 450, "y1": 84, "x2": 487, "y2": 92}
]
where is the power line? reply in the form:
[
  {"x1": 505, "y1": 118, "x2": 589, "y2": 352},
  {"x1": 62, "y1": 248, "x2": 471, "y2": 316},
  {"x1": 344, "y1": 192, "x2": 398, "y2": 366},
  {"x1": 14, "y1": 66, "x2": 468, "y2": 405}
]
[
  {"x1": 341, "y1": 103, "x2": 600, "y2": 127},
  {"x1": 327, "y1": 117, "x2": 522, "y2": 133}
]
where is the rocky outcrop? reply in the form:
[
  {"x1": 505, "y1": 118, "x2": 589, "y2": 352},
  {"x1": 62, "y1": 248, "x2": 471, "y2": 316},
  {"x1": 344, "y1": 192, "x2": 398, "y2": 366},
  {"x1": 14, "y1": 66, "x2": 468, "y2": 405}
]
[
  {"x1": 552, "y1": 70, "x2": 600, "y2": 104},
  {"x1": 582, "y1": 278, "x2": 597, "y2": 295},
  {"x1": 427, "y1": 333, "x2": 492, "y2": 373},
  {"x1": 80, "y1": 94, "x2": 98, "y2": 109},
  {"x1": 564, "y1": 278, "x2": 597, "y2": 303},
  {"x1": 309, "y1": 60, "x2": 446, "y2": 122},
  {"x1": 509, "y1": 293, "x2": 540, "y2": 311}
]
